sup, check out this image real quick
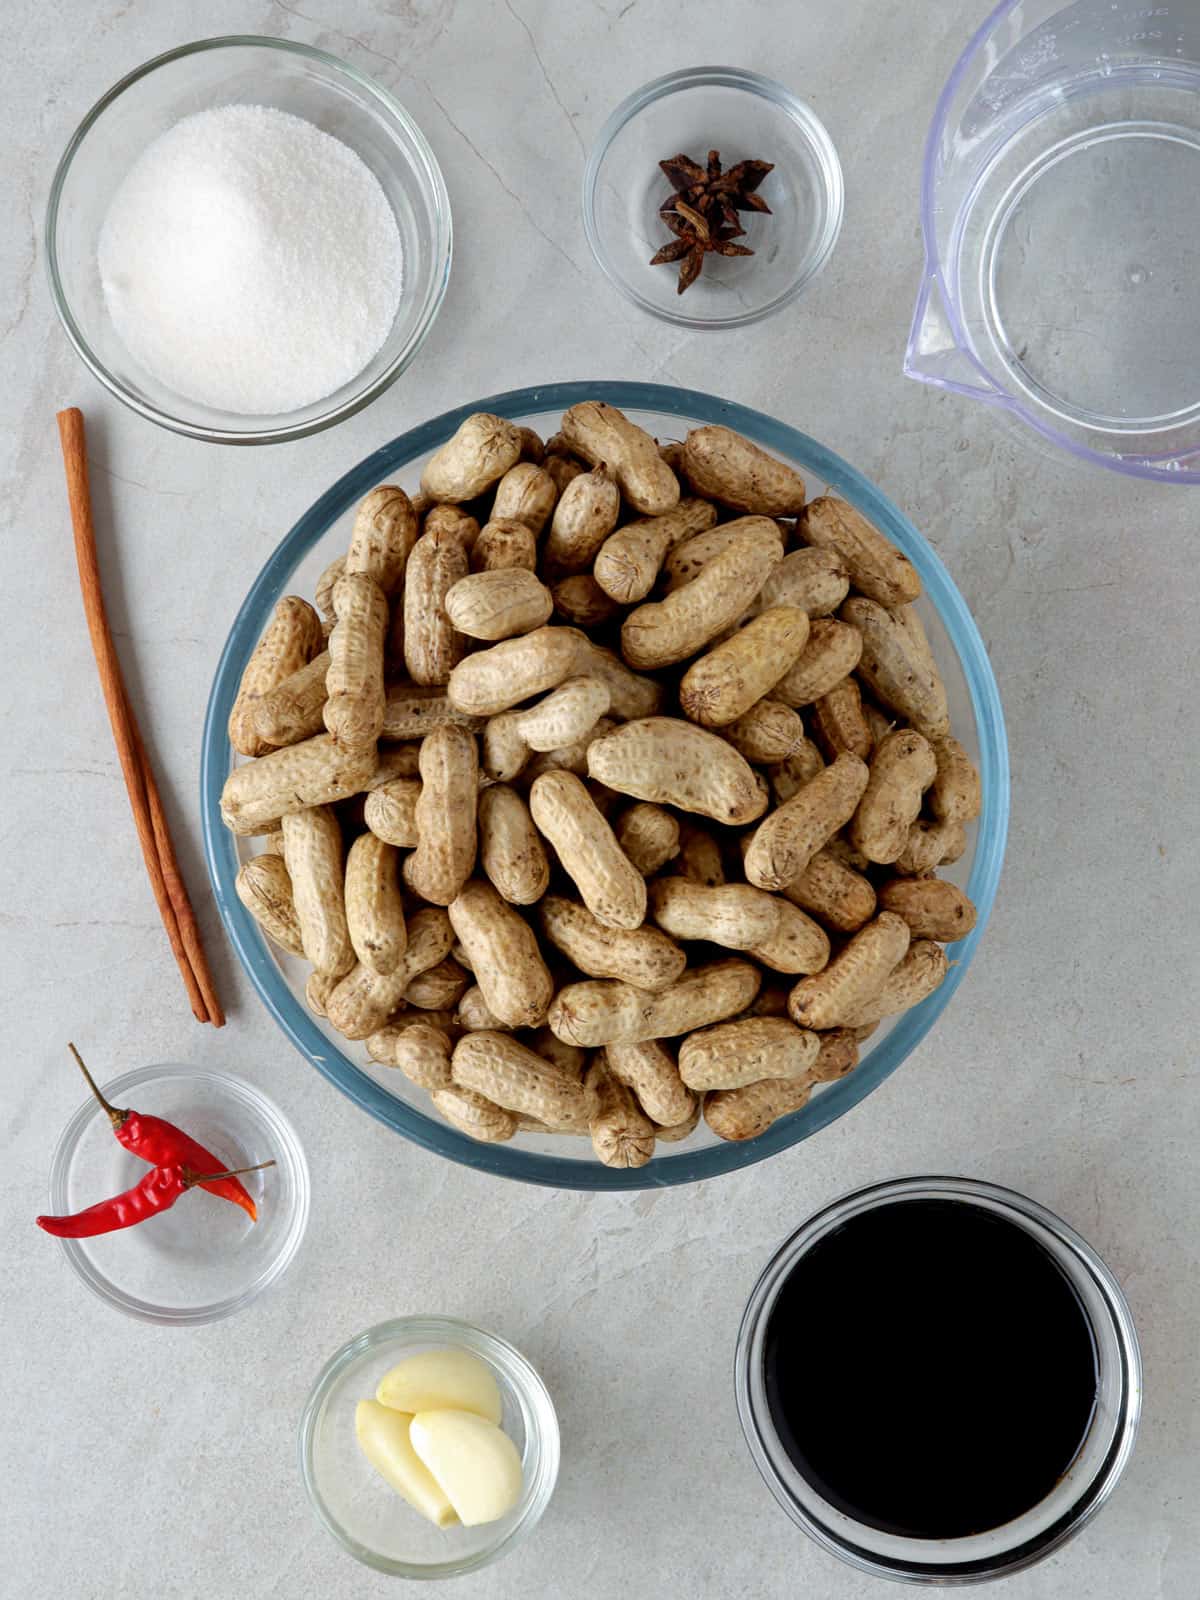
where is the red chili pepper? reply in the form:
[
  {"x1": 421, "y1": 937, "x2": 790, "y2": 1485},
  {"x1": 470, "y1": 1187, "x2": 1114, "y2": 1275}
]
[
  {"x1": 37, "y1": 1160, "x2": 275, "y2": 1239},
  {"x1": 68, "y1": 1044, "x2": 260, "y2": 1222}
]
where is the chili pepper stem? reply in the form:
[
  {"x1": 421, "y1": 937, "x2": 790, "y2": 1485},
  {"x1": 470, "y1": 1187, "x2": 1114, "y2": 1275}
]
[
  {"x1": 186, "y1": 1159, "x2": 276, "y2": 1188},
  {"x1": 67, "y1": 1042, "x2": 128, "y2": 1129}
]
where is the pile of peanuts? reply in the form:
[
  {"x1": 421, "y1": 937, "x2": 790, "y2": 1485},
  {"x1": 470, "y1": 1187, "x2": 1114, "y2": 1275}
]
[{"x1": 222, "y1": 401, "x2": 981, "y2": 1167}]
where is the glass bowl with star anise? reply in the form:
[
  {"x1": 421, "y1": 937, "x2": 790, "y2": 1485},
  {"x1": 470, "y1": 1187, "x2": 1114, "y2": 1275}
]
[{"x1": 583, "y1": 66, "x2": 843, "y2": 328}]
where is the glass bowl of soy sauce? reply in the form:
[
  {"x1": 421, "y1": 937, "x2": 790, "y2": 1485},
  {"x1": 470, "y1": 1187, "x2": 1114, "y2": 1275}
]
[{"x1": 735, "y1": 1177, "x2": 1141, "y2": 1583}]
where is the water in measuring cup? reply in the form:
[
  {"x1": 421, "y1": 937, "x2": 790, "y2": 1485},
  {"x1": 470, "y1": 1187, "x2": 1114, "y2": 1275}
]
[{"x1": 953, "y1": 67, "x2": 1200, "y2": 452}]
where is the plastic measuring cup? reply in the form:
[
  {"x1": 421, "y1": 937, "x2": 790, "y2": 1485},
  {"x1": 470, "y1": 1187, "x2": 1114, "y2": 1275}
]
[{"x1": 907, "y1": 0, "x2": 1200, "y2": 483}]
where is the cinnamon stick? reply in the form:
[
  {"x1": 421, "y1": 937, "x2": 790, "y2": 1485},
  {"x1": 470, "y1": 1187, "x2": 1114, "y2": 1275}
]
[{"x1": 56, "y1": 407, "x2": 224, "y2": 1026}]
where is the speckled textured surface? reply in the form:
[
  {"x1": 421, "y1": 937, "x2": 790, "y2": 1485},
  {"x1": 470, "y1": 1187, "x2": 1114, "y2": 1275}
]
[{"x1": 2, "y1": 3, "x2": 1197, "y2": 1596}]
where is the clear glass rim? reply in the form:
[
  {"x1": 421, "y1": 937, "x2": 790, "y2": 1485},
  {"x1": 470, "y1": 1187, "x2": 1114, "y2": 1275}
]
[
  {"x1": 298, "y1": 1314, "x2": 560, "y2": 1578},
  {"x1": 582, "y1": 65, "x2": 844, "y2": 329},
  {"x1": 735, "y1": 1175, "x2": 1142, "y2": 1584},
  {"x1": 199, "y1": 379, "x2": 1010, "y2": 1192},
  {"x1": 43, "y1": 34, "x2": 453, "y2": 445},
  {"x1": 912, "y1": 0, "x2": 1200, "y2": 483},
  {"x1": 47, "y1": 1062, "x2": 311, "y2": 1326}
]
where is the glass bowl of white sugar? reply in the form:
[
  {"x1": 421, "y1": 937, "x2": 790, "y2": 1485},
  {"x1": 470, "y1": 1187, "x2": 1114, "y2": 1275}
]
[{"x1": 46, "y1": 36, "x2": 452, "y2": 444}]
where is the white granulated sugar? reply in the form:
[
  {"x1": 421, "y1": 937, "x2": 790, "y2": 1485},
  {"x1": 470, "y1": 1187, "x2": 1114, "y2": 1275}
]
[{"x1": 98, "y1": 104, "x2": 404, "y2": 415}]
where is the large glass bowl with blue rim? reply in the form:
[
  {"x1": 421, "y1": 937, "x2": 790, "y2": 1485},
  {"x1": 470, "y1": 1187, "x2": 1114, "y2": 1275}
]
[{"x1": 201, "y1": 382, "x2": 1008, "y2": 1190}]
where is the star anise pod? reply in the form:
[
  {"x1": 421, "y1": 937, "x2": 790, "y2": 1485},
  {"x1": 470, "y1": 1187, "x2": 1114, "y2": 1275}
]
[{"x1": 650, "y1": 147, "x2": 772, "y2": 294}]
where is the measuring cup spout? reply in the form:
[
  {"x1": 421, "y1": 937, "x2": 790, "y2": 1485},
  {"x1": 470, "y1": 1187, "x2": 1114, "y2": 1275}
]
[{"x1": 904, "y1": 275, "x2": 1004, "y2": 404}]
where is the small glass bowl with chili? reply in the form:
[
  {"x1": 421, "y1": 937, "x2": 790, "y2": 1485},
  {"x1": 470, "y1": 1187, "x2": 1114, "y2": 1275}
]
[{"x1": 46, "y1": 1062, "x2": 309, "y2": 1324}]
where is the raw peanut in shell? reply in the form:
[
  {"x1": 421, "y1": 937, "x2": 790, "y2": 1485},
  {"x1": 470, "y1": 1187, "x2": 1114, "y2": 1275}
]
[
  {"x1": 681, "y1": 425, "x2": 807, "y2": 516},
  {"x1": 661, "y1": 520, "x2": 746, "y2": 592},
  {"x1": 672, "y1": 821, "x2": 726, "y2": 886},
  {"x1": 560, "y1": 400, "x2": 680, "y2": 516},
  {"x1": 571, "y1": 641, "x2": 664, "y2": 720},
  {"x1": 447, "y1": 626, "x2": 584, "y2": 716},
  {"x1": 679, "y1": 606, "x2": 810, "y2": 727},
  {"x1": 315, "y1": 556, "x2": 346, "y2": 626},
  {"x1": 650, "y1": 878, "x2": 780, "y2": 952},
  {"x1": 403, "y1": 529, "x2": 469, "y2": 686},
  {"x1": 605, "y1": 1040, "x2": 695, "y2": 1127},
  {"x1": 456, "y1": 985, "x2": 508, "y2": 1032},
  {"x1": 253, "y1": 650, "x2": 330, "y2": 747},
  {"x1": 423, "y1": 505, "x2": 481, "y2": 553},
  {"x1": 895, "y1": 816, "x2": 967, "y2": 876},
  {"x1": 325, "y1": 573, "x2": 388, "y2": 751},
  {"x1": 771, "y1": 740, "x2": 826, "y2": 802},
  {"x1": 799, "y1": 496, "x2": 921, "y2": 608},
  {"x1": 745, "y1": 752, "x2": 869, "y2": 891},
  {"x1": 824, "y1": 833, "x2": 872, "y2": 873},
  {"x1": 755, "y1": 547, "x2": 850, "y2": 618},
  {"x1": 620, "y1": 518, "x2": 784, "y2": 669},
  {"x1": 722, "y1": 700, "x2": 805, "y2": 765},
  {"x1": 653, "y1": 1102, "x2": 702, "y2": 1142},
  {"x1": 306, "y1": 970, "x2": 335, "y2": 1017},
  {"x1": 477, "y1": 784, "x2": 550, "y2": 905},
  {"x1": 811, "y1": 1029, "x2": 860, "y2": 1083},
  {"x1": 403, "y1": 725, "x2": 479, "y2": 906},
  {"x1": 420, "y1": 413, "x2": 522, "y2": 503},
  {"x1": 529, "y1": 771, "x2": 646, "y2": 931},
  {"x1": 841, "y1": 597, "x2": 950, "y2": 739},
  {"x1": 344, "y1": 831, "x2": 406, "y2": 976},
  {"x1": 382, "y1": 685, "x2": 483, "y2": 740},
  {"x1": 443, "y1": 568, "x2": 553, "y2": 641},
  {"x1": 773, "y1": 618, "x2": 864, "y2": 707},
  {"x1": 516, "y1": 425, "x2": 545, "y2": 463},
  {"x1": 281, "y1": 806, "x2": 355, "y2": 978},
  {"x1": 782, "y1": 847, "x2": 877, "y2": 934},
  {"x1": 678, "y1": 1016, "x2": 820, "y2": 1091},
  {"x1": 367, "y1": 1022, "x2": 453, "y2": 1089},
  {"x1": 747, "y1": 898, "x2": 831, "y2": 975},
  {"x1": 861, "y1": 697, "x2": 895, "y2": 747},
  {"x1": 229, "y1": 595, "x2": 323, "y2": 757},
  {"x1": 220, "y1": 734, "x2": 377, "y2": 834},
  {"x1": 447, "y1": 880, "x2": 554, "y2": 1028},
  {"x1": 405, "y1": 957, "x2": 471, "y2": 1011},
  {"x1": 551, "y1": 573, "x2": 621, "y2": 629},
  {"x1": 593, "y1": 498, "x2": 717, "y2": 603},
  {"x1": 529, "y1": 1031, "x2": 588, "y2": 1083},
  {"x1": 482, "y1": 710, "x2": 530, "y2": 781},
  {"x1": 548, "y1": 957, "x2": 761, "y2": 1047},
  {"x1": 235, "y1": 854, "x2": 305, "y2": 957},
  {"x1": 658, "y1": 439, "x2": 685, "y2": 472},
  {"x1": 453, "y1": 1031, "x2": 588, "y2": 1130},
  {"x1": 585, "y1": 1054, "x2": 656, "y2": 1168},
  {"x1": 492, "y1": 462, "x2": 557, "y2": 535},
  {"x1": 542, "y1": 464, "x2": 620, "y2": 576},
  {"x1": 615, "y1": 803, "x2": 680, "y2": 876},
  {"x1": 538, "y1": 895, "x2": 686, "y2": 993},
  {"x1": 788, "y1": 911, "x2": 911, "y2": 1030},
  {"x1": 431, "y1": 1084, "x2": 518, "y2": 1143},
  {"x1": 850, "y1": 729, "x2": 937, "y2": 864},
  {"x1": 587, "y1": 717, "x2": 767, "y2": 826},
  {"x1": 470, "y1": 517, "x2": 538, "y2": 573},
  {"x1": 705, "y1": 1075, "x2": 813, "y2": 1142},
  {"x1": 877, "y1": 878, "x2": 977, "y2": 942},
  {"x1": 515, "y1": 677, "x2": 611, "y2": 752},
  {"x1": 748, "y1": 980, "x2": 791, "y2": 1017},
  {"x1": 839, "y1": 939, "x2": 949, "y2": 1028},
  {"x1": 364, "y1": 779, "x2": 421, "y2": 847},
  {"x1": 543, "y1": 453, "x2": 585, "y2": 496},
  {"x1": 345, "y1": 485, "x2": 418, "y2": 593},
  {"x1": 326, "y1": 907, "x2": 454, "y2": 1039},
  {"x1": 811, "y1": 676, "x2": 873, "y2": 761},
  {"x1": 929, "y1": 735, "x2": 982, "y2": 825}
]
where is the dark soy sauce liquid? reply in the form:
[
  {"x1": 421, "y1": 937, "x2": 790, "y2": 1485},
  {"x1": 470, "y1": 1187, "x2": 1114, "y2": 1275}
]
[{"x1": 763, "y1": 1199, "x2": 1098, "y2": 1539}]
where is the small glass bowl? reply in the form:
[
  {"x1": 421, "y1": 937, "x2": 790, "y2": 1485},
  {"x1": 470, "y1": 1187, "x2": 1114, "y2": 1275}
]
[
  {"x1": 300, "y1": 1316, "x2": 559, "y2": 1578},
  {"x1": 736, "y1": 1177, "x2": 1142, "y2": 1584},
  {"x1": 46, "y1": 1063, "x2": 309, "y2": 1324},
  {"x1": 45, "y1": 36, "x2": 452, "y2": 443},
  {"x1": 583, "y1": 66, "x2": 843, "y2": 328}
]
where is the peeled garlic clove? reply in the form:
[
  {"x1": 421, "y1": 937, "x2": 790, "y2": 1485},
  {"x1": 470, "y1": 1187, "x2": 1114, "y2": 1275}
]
[
  {"x1": 355, "y1": 1400, "x2": 458, "y2": 1528},
  {"x1": 376, "y1": 1347, "x2": 503, "y2": 1425},
  {"x1": 409, "y1": 1409, "x2": 524, "y2": 1527}
]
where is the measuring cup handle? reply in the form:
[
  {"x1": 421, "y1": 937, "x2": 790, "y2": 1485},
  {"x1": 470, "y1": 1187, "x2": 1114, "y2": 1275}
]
[{"x1": 904, "y1": 274, "x2": 1004, "y2": 403}]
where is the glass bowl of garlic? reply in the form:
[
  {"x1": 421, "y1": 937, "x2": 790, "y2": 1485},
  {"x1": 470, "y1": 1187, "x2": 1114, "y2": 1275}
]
[{"x1": 299, "y1": 1316, "x2": 559, "y2": 1577}]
